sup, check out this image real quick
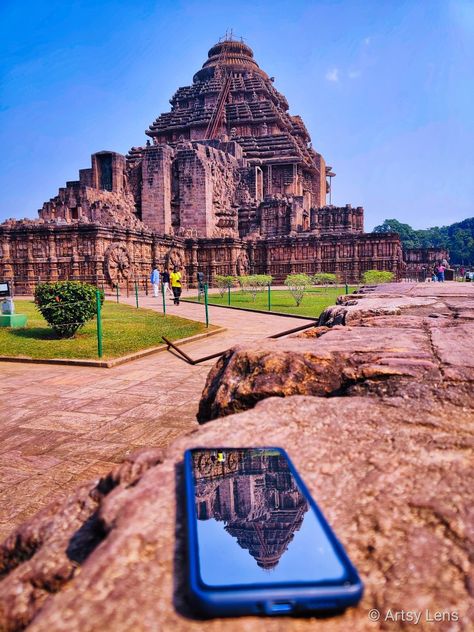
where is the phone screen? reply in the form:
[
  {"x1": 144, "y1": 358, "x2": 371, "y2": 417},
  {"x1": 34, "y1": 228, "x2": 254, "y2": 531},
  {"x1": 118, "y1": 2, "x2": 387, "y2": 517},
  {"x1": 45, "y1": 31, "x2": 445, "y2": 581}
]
[{"x1": 190, "y1": 448, "x2": 347, "y2": 588}]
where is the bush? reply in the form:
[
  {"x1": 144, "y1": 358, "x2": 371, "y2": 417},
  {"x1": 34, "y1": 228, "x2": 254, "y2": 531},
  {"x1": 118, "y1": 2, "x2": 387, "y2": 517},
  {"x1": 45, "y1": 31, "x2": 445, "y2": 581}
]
[
  {"x1": 237, "y1": 275, "x2": 249, "y2": 292},
  {"x1": 284, "y1": 273, "x2": 312, "y2": 306},
  {"x1": 214, "y1": 275, "x2": 236, "y2": 297},
  {"x1": 35, "y1": 281, "x2": 103, "y2": 338},
  {"x1": 312, "y1": 273, "x2": 338, "y2": 286},
  {"x1": 361, "y1": 270, "x2": 395, "y2": 285}
]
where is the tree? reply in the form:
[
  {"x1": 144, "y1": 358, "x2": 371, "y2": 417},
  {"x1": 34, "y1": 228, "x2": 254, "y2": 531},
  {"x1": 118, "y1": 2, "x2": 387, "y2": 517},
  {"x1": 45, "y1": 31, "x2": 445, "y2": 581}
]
[
  {"x1": 246, "y1": 275, "x2": 273, "y2": 301},
  {"x1": 214, "y1": 275, "x2": 235, "y2": 297},
  {"x1": 312, "y1": 273, "x2": 338, "y2": 286},
  {"x1": 35, "y1": 281, "x2": 103, "y2": 338},
  {"x1": 373, "y1": 217, "x2": 474, "y2": 265},
  {"x1": 373, "y1": 219, "x2": 420, "y2": 249},
  {"x1": 284, "y1": 273, "x2": 312, "y2": 306}
]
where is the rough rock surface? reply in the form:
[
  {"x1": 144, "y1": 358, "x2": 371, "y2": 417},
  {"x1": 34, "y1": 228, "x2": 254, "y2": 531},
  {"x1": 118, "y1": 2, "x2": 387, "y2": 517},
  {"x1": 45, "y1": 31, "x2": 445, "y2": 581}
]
[
  {"x1": 1, "y1": 283, "x2": 473, "y2": 631},
  {"x1": 0, "y1": 396, "x2": 472, "y2": 632},
  {"x1": 198, "y1": 284, "x2": 474, "y2": 421}
]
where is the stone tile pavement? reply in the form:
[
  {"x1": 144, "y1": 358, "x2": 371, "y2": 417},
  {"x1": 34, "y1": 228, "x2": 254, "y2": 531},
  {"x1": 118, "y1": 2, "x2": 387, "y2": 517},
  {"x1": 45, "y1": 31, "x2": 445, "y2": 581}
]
[{"x1": 0, "y1": 297, "x2": 314, "y2": 541}]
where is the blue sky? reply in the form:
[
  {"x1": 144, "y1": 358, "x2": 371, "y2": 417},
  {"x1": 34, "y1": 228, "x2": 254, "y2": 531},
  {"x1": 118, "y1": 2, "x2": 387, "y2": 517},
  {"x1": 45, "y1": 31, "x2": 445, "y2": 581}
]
[{"x1": 1, "y1": 0, "x2": 473, "y2": 230}]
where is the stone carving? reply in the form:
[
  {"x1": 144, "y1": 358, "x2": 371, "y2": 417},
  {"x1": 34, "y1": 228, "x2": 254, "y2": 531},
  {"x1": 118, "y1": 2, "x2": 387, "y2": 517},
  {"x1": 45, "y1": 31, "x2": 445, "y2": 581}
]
[
  {"x1": 236, "y1": 251, "x2": 250, "y2": 276},
  {"x1": 104, "y1": 243, "x2": 132, "y2": 285},
  {"x1": 165, "y1": 248, "x2": 185, "y2": 270}
]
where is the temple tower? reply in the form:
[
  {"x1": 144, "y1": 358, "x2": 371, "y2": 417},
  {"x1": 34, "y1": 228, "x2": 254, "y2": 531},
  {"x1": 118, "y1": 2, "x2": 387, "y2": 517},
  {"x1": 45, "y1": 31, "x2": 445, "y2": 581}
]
[{"x1": 145, "y1": 38, "x2": 327, "y2": 211}]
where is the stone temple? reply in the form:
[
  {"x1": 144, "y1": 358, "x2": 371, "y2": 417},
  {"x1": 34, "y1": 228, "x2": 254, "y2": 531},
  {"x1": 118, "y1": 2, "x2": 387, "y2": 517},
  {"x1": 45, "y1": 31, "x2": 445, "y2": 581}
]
[{"x1": 0, "y1": 38, "x2": 403, "y2": 292}]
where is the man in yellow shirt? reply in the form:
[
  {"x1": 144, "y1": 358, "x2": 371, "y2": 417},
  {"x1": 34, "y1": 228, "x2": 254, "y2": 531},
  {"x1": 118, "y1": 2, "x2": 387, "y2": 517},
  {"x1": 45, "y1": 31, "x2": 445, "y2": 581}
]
[{"x1": 170, "y1": 266, "x2": 182, "y2": 305}]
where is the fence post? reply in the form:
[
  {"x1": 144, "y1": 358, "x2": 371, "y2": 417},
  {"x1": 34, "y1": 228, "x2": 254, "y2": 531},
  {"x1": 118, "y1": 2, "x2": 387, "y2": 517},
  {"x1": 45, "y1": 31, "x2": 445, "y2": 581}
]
[
  {"x1": 145, "y1": 277, "x2": 148, "y2": 296},
  {"x1": 345, "y1": 282, "x2": 349, "y2": 295},
  {"x1": 268, "y1": 283, "x2": 271, "y2": 311},
  {"x1": 96, "y1": 290, "x2": 103, "y2": 358},
  {"x1": 134, "y1": 281, "x2": 139, "y2": 308},
  {"x1": 161, "y1": 282, "x2": 166, "y2": 315},
  {"x1": 204, "y1": 283, "x2": 209, "y2": 328},
  {"x1": 126, "y1": 279, "x2": 129, "y2": 298},
  {"x1": 116, "y1": 284, "x2": 120, "y2": 303},
  {"x1": 228, "y1": 284, "x2": 231, "y2": 306}
]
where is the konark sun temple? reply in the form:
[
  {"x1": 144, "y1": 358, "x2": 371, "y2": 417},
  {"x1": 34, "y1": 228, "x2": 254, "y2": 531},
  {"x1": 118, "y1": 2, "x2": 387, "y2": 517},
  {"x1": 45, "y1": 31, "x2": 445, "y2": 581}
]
[{"x1": 0, "y1": 38, "x2": 404, "y2": 292}]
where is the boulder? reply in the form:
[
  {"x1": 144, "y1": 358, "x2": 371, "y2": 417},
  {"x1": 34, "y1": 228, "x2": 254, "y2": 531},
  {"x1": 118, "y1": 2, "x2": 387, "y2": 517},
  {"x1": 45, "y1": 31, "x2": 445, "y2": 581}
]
[{"x1": 198, "y1": 317, "x2": 474, "y2": 422}]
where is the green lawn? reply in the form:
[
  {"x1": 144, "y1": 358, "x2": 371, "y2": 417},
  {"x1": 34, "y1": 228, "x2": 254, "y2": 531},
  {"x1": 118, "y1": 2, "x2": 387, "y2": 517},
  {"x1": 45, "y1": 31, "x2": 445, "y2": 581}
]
[
  {"x1": 187, "y1": 286, "x2": 356, "y2": 318},
  {"x1": 0, "y1": 300, "x2": 208, "y2": 360}
]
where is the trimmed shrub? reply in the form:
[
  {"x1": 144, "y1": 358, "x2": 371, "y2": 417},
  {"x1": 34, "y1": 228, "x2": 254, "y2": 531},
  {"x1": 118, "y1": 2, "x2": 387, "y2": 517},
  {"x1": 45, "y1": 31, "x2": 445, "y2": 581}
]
[
  {"x1": 35, "y1": 281, "x2": 103, "y2": 338},
  {"x1": 312, "y1": 272, "x2": 338, "y2": 286},
  {"x1": 361, "y1": 270, "x2": 395, "y2": 285},
  {"x1": 284, "y1": 273, "x2": 312, "y2": 306},
  {"x1": 214, "y1": 275, "x2": 236, "y2": 297}
]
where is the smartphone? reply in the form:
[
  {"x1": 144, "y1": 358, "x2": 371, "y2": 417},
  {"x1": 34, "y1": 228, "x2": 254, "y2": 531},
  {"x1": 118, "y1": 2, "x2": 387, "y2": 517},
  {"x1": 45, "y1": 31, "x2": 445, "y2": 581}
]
[{"x1": 183, "y1": 447, "x2": 363, "y2": 617}]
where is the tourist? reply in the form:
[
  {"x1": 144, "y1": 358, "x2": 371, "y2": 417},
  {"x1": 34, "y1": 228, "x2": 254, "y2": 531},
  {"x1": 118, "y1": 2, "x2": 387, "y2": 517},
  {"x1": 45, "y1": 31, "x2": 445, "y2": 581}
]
[
  {"x1": 436, "y1": 262, "x2": 445, "y2": 282},
  {"x1": 150, "y1": 267, "x2": 160, "y2": 297},
  {"x1": 162, "y1": 268, "x2": 172, "y2": 297},
  {"x1": 170, "y1": 266, "x2": 182, "y2": 305}
]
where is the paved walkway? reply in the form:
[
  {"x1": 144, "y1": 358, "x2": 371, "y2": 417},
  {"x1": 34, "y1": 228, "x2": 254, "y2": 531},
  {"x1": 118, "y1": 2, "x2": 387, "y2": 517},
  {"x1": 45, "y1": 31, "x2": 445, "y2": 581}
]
[{"x1": 0, "y1": 298, "x2": 314, "y2": 541}]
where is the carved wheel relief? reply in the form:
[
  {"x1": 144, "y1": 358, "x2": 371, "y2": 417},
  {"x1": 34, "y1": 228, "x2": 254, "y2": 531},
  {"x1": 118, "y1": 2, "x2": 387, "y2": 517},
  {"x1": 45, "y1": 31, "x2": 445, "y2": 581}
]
[
  {"x1": 104, "y1": 243, "x2": 132, "y2": 285},
  {"x1": 165, "y1": 248, "x2": 185, "y2": 270}
]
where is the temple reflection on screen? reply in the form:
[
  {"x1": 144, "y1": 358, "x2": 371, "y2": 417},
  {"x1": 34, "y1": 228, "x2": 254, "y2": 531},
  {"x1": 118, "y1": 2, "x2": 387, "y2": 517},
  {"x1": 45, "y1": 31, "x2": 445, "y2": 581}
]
[{"x1": 192, "y1": 449, "x2": 309, "y2": 570}]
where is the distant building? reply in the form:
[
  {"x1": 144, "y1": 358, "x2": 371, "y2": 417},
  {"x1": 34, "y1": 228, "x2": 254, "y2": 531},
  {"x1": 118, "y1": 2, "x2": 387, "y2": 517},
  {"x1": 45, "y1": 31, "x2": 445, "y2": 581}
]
[
  {"x1": 404, "y1": 247, "x2": 450, "y2": 279},
  {"x1": 0, "y1": 38, "x2": 403, "y2": 292}
]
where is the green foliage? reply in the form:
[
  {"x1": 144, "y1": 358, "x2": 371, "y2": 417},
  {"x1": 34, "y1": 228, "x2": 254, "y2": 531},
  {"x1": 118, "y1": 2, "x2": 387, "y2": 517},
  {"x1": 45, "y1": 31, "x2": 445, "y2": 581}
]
[
  {"x1": 237, "y1": 274, "x2": 273, "y2": 300},
  {"x1": 34, "y1": 281, "x2": 103, "y2": 338},
  {"x1": 373, "y1": 217, "x2": 474, "y2": 264},
  {"x1": 237, "y1": 275, "x2": 249, "y2": 292},
  {"x1": 312, "y1": 273, "x2": 338, "y2": 286},
  {"x1": 246, "y1": 274, "x2": 273, "y2": 301},
  {"x1": 361, "y1": 270, "x2": 395, "y2": 285},
  {"x1": 284, "y1": 273, "x2": 313, "y2": 306},
  {"x1": 214, "y1": 275, "x2": 235, "y2": 297}
]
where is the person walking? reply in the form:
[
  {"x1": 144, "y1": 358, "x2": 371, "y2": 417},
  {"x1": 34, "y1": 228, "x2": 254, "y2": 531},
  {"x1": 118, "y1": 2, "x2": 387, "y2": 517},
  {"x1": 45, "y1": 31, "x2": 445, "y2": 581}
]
[
  {"x1": 436, "y1": 262, "x2": 445, "y2": 282},
  {"x1": 150, "y1": 267, "x2": 160, "y2": 298},
  {"x1": 162, "y1": 268, "x2": 172, "y2": 297},
  {"x1": 170, "y1": 266, "x2": 182, "y2": 305}
]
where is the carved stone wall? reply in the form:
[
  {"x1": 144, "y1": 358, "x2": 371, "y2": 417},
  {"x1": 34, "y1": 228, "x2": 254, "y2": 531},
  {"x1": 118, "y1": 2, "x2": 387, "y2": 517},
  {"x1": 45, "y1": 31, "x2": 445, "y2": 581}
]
[
  {"x1": 404, "y1": 247, "x2": 449, "y2": 278},
  {"x1": 0, "y1": 223, "x2": 187, "y2": 294}
]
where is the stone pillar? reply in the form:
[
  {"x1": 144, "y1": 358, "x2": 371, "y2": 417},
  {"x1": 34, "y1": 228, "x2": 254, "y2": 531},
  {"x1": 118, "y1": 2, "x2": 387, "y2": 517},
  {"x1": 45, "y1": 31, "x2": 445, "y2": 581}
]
[
  {"x1": 0, "y1": 236, "x2": 13, "y2": 280},
  {"x1": 48, "y1": 233, "x2": 58, "y2": 281},
  {"x1": 189, "y1": 242, "x2": 199, "y2": 286},
  {"x1": 26, "y1": 234, "x2": 35, "y2": 292},
  {"x1": 266, "y1": 165, "x2": 272, "y2": 196},
  {"x1": 315, "y1": 242, "x2": 322, "y2": 273},
  {"x1": 230, "y1": 244, "x2": 237, "y2": 276},
  {"x1": 141, "y1": 145, "x2": 174, "y2": 234}
]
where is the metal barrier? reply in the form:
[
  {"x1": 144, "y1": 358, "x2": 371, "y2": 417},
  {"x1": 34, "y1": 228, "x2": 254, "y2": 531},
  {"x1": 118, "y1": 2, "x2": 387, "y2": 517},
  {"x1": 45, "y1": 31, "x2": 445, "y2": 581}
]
[{"x1": 161, "y1": 319, "x2": 318, "y2": 366}]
